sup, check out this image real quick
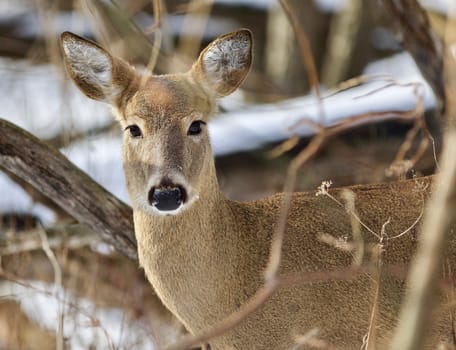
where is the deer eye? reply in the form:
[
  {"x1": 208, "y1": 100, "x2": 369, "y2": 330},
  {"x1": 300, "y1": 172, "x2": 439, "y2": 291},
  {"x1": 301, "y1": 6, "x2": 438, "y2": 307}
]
[
  {"x1": 188, "y1": 120, "x2": 206, "y2": 136},
  {"x1": 125, "y1": 125, "x2": 142, "y2": 138}
]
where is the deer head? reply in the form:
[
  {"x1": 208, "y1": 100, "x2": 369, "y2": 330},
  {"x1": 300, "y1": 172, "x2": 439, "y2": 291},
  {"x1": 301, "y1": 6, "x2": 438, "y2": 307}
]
[{"x1": 61, "y1": 30, "x2": 253, "y2": 216}]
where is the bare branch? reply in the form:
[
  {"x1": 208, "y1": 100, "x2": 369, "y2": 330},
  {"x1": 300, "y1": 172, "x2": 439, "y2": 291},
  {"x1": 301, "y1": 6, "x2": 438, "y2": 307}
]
[{"x1": 0, "y1": 119, "x2": 138, "y2": 260}]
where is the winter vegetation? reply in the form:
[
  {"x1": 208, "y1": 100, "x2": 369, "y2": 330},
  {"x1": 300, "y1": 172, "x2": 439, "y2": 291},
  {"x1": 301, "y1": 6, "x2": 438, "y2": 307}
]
[{"x1": 0, "y1": 0, "x2": 454, "y2": 349}]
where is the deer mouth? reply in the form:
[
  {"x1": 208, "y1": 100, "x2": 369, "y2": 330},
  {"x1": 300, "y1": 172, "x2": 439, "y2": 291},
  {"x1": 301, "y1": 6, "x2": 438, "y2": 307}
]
[{"x1": 148, "y1": 183, "x2": 187, "y2": 213}]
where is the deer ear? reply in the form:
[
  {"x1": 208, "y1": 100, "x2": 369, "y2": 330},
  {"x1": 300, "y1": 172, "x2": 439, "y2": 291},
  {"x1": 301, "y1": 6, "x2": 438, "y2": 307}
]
[
  {"x1": 192, "y1": 29, "x2": 253, "y2": 97},
  {"x1": 60, "y1": 32, "x2": 135, "y2": 104}
]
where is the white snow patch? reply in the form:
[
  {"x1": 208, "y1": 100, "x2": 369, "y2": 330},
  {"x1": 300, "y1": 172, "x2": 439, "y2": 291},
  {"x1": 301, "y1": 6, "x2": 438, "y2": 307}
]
[
  {"x1": 418, "y1": 0, "x2": 453, "y2": 14},
  {"x1": 0, "y1": 172, "x2": 56, "y2": 225},
  {"x1": 0, "y1": 0, "x2": 30, "y2": 16},
  {"x1": 314, "y1": 0, "x2": 349, "y2": 12},
  {"x1": 0, "y1": 59, "x2": 112, "y2": 139},
  {"x1": 209, "y1": 51, "x2": 435, "y2": 155}
]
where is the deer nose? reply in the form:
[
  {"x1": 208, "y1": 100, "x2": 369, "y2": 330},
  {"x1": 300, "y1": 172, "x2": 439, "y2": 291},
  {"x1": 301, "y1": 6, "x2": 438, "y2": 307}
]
[{"x1": 148, "y1": 185, "x2": 186, "y2": 212}]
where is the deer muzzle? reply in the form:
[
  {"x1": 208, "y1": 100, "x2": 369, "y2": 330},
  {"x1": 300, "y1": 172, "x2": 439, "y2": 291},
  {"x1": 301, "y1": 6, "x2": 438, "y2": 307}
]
[{"x1": 148, "y1": 184, "x2": 187, "y2": 212}]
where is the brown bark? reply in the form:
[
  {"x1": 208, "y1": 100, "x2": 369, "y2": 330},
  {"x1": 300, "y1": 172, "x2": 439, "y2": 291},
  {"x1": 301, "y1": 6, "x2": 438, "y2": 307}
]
[{"x1": 0, "y1": 119, "x2": 138, "y2": 261}]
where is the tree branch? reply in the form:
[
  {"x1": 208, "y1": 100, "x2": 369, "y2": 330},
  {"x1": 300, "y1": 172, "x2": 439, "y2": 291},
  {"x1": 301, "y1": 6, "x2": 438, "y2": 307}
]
[{"x1": 0, "y1": 119, "x2": 138, "y2": 261}]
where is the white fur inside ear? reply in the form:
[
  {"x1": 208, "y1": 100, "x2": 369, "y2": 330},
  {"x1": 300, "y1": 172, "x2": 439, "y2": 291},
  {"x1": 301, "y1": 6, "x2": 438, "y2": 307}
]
[
  {"x1": 202, "y1": 35, "x2": 250, "y2": 86},
  {"x1": 63, "y1": 38, "x2": 113, "y2": 96}
]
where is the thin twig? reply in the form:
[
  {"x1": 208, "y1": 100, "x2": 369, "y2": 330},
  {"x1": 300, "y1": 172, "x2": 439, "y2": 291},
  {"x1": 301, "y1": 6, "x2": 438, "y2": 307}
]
[
  {"x1": 317, "y1": 180, "x2": 426, "y2": 243},
  {"x1": 143, "y1": 0, "x2": 164, "y2": 75},
  {"x1": 386, "y1": 190, "x2": 425, "y2": 240},
  {"x1": 341, "y1": 189, "x2": 364, "y2": 266},
  {"x1": 278, "y1": 265, "x2": 395, "y2": 288},
  {"x1": 37, "y1": 225, "x2": 64, "y2": 350},
  {"x1": 324, "y1": 74, "x2": 399, "y2": 98},
  {"x1": 317, "y1": 181, "x2": 381, "y2": 240},
  {"x1": 361, "y1": 240, "x2": 383, "y2": 350}
]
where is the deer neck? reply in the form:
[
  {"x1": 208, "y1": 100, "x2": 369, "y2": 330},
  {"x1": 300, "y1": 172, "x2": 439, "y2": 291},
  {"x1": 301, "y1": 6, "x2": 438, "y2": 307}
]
[{"x1": 133, "y1": 156, "x2": 250, "y2": 329}]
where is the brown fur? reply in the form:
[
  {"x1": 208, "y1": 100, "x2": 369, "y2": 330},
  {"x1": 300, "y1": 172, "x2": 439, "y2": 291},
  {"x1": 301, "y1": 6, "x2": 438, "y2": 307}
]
[{"x1": 61, "y1": 30, "x2": 454, "y2": 349}]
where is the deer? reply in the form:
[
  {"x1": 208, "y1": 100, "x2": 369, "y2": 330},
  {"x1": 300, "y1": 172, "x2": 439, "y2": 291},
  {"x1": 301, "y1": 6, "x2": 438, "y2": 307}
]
[{"x1": 60, "y1": 29, "x2": 456, "y2": 349}]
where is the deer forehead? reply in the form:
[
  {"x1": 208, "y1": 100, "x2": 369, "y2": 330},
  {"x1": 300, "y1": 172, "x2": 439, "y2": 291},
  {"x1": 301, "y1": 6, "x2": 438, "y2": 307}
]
[{"x1": 122, "y1": 75, "x2": 214, "y2": 123}]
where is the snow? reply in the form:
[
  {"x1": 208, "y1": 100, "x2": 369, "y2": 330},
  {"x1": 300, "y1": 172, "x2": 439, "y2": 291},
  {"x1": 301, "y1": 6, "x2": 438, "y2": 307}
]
[
  {"x1": 418, "y1": 0, "x2": 454, "y2": 14},
  {"x1": 0, "y1": 59, "x2": 111, "y2": 139},
  {"x1": 210, "y1": 52, "x2": 434, "y2": 155},
  {"x1": 0, "y1": 172, "x2": 56, "y2": 224},
  {"x1": 314, "y1": 0, "x2": 349, "y2": 12},
  {"x1": 0, "y1": 0, "x2": 30, "y2": 16},
  {"x1": 0, "y1": 280, "x2": 156, "y2": 349}
]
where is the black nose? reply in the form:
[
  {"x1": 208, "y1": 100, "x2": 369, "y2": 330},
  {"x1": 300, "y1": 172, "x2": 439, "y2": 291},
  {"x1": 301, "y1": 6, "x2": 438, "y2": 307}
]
[{"x1": 148, "y1": 185, "x2": 185, "y2": 211}]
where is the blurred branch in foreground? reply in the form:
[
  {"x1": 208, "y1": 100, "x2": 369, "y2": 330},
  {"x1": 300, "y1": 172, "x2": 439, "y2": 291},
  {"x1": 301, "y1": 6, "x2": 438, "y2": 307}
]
[{"x1": 390, "y1": 2, "x2": 456, "y2": 349}]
